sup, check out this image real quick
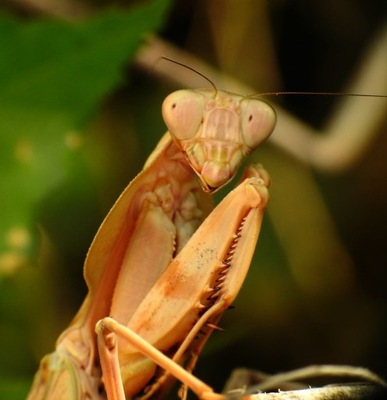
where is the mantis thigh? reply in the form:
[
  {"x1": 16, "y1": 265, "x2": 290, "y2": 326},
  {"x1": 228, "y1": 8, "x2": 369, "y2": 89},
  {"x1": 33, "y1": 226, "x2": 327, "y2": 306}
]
[
  {"x1": 28, "y1": 135, "x2": 213, "y2": 400},
  {"x1": 98, "y1": 166, "x2": 270, "y2": 399}
]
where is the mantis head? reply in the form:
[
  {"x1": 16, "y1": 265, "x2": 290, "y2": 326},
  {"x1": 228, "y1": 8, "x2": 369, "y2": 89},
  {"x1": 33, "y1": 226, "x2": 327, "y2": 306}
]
[{"x1": 162, "y1": 89, "x2": 276, "y2": 193}]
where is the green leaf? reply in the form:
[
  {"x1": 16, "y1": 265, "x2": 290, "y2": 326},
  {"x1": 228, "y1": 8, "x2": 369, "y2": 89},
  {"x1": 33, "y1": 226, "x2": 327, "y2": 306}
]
[
  {"x1": 0, "y1": 378, "x2": 32, "y2": 400},
  {"x1": 0, "y1": 0, "x2": 172, "y2": 272}
]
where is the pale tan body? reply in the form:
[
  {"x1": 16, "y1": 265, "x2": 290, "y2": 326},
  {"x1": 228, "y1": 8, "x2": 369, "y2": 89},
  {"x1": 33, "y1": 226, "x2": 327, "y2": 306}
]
[{"x1": 28, "y1": 89, "x2": 275, "y2": 399}]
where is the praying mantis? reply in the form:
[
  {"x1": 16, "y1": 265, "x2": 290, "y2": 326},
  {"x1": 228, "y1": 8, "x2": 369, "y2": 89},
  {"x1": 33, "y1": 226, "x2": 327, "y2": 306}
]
[{"x1": 27, "y1": 87, "x2": 275, "y2": 399}]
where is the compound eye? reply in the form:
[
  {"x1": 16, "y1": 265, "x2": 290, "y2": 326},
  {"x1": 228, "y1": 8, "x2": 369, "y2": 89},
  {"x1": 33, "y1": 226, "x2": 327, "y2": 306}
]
[
  {"x1": 162, "y1": 90, "x2": 204, "y2": 141},
  {"x1": 240, "y1": 99, "x2": 276, "y2": 150}
]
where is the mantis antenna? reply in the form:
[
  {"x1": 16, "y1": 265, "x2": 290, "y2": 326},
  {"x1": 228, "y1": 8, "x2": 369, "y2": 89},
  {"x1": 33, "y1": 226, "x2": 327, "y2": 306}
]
[
  {"x1": 254, "y1": 91, "x2": 387, "y2": 98},
  {"x1": 158, "y1": 58, "x2": 386, "y2": 99},
  {"x1": 159, "y1": 56, "x2": 218, "y2": 94}
]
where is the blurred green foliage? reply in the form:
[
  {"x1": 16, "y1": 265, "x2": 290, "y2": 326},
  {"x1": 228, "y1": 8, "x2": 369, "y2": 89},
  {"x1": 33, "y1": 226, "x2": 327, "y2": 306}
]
[
  {"x1": 0, "y1": 0, "x2": 171, "y2": 397},
  {"x1": 0, "y1": 0, "x2": 171, "y2": 266}
]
